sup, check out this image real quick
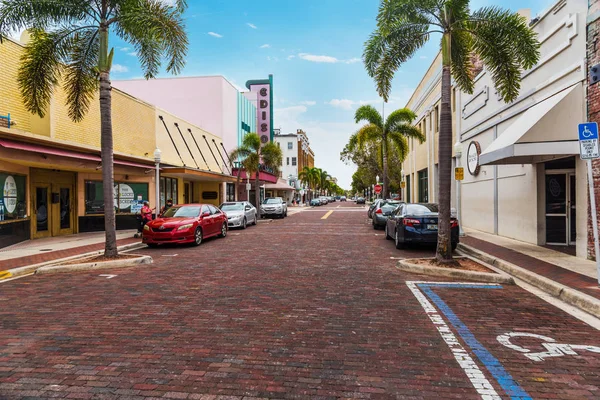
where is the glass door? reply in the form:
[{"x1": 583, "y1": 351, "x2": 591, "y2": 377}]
[
  {"x1": 545, "y1": 174, "x2": 567, "y2": 245},
  {"x1": 33, "y1": 185, "x2": 51, "y2": 239},
  {"x1": 568, "y1": 174, "x2": 576, "y2": 245},
  {"x1": 54, "y1": 185, "x2": 74, "y2": 236}
]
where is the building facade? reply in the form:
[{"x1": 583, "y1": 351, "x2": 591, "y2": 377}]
[
  {"x1": 274, "y1": 129, "x2": 315, "y2": 198},
  {"x1": 0, "y1": 34, "x2": 234, "y2": 248}
]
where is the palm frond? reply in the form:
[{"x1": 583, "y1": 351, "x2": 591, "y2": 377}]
[
  {"x1": 394, "y1": 124, "x2": 426, "y2": 143},
  {"x1": 449, "y1": 29, "x2": 474, "y2": 94},
  {"x1": 355, "y1": 124, "x2": 383, "y2": 149},
  {"x1": 384, "y1": 108, "x2": 417, "y2": 132},
  {"x1": 388, "y1": 132, "x2": 409, "y2": 162},
  {"x1": 242, "y1": 133, "x2": 262, "y2": 152},
  {"x1": 261, "y1": 142, "x2": 283, "y2": 174},
  {"x1": 64, "y1": 28, "x2": 99, "y2": 122},
  {"x1": 354, "y1": 105, "x2": 383, "y2": 127}
]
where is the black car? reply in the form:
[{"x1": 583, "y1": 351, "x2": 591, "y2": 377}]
[
  {"x1": 371, "y1": 200, "x2": 402, "y2": 229},
  {"x1": 356, "y1": 197, "x2": 366, "y2": 204},
  {"x1": 385, "y1": 203, "x2": 459, "y2": 250}
]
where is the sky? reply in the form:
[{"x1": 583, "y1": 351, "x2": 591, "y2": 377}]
[{"x1": 110, "y1": 0, "x2": 557, "y2": 189}]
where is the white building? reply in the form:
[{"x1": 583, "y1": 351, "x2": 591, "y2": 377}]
[{"x1": 274, "y1": 132, "x2": 300, "y2": 186}]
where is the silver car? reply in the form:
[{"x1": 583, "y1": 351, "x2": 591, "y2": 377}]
[
  {"x1": 260, "y1": 197, "x2": 288, "y2": 218},
  {"x1": 219, "y1": 201, "x2": 257, "y2": 229}
]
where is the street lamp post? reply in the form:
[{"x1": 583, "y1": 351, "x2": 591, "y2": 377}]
[
  {"x1": 454, "y1": 141, "x2": 464, "y2": 236},
  {"x1": 153, "y1": 148, "x2": 161, "y2": 218},
  {"x1": 375, "y1": 175, "x2": 380, "y2": 199}
]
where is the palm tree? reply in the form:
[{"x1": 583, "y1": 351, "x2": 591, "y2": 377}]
[
  {"x1": 299, "y1": 166, "x2": 318, "y2": 201},
  {"x1": 230, "y1": 133, "x2": 282, "y2": 217},
  {"x1": 0, "y1": 0, "x2": 188, "y2": 258},
  {"x1": 364, "y1": 0, "x2": 539, "y2": 263},
  {"x1": 315, "y1": 168, "x2": 331, "y2": 196},
  {"x1": 349, "y1": 105, "x2": 424, "y2": 199}
]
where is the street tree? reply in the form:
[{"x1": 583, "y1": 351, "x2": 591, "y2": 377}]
[
  {"x1": 364, "y1": 0, "x2": 539, "y2": 263},
  {"x1": 230, "y1": 133, "x2": 282, "y2": 217},
  {"x1": 0, "y1": 0, "x2": 188, "y2": 258},
  {"x1": 299, "y1": 166, "x2": 318, "y2": 200},
  {"x1": 349, "y1": 105, "x2": 424, "y2": 199},
  {"x1": 315, "y1": 168, "x2": 331, "y2": 196}
]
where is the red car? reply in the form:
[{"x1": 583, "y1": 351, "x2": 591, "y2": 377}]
[{"x1": 142, "y1": 203, "x2": 228, "y2": 247}]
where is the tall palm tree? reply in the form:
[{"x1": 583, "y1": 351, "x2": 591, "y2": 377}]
[
  {"x1": 230, "y1": 133, "x2": 282, "y2": 217},
  {"x1": 0, "y1": 0, "x2": 188, "y2": 257},
  {"x1": 364, "y1": 0, "x2": 539, "y2": 263},
  {"x1": 298, "y1": 166, "x2": 318, "y2": 200},
  {"x1": 315, "y1": 168, "x2": 331, "y2": 196},
  {"x1": 349, "y1": 105, "x2": 424, "y2": 199}
]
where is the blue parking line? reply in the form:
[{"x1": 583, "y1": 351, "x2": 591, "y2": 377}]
[{"x1": 418, "y1": 283, "x2": 532, "y2": 400}]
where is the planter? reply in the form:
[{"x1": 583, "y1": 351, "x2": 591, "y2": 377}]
[
  {"x1": 35, "y1": 254, "x2": 152, "y2": 275},
  {"x1": 397, "y1": 256, "x2": 514, "y2": 284}
]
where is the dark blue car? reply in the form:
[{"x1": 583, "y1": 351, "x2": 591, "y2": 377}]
[{"x1": 385, "y1": 203, "x2": 459, "y2": 250}]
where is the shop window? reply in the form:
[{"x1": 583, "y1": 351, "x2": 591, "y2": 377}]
[
  {"x1": 226, "y1": 183, "x2": 235, "y2": 202},
  {"x1": 202, "y1": 191, "x2": 218, "y2": 200},
  {"x1": 418, "y1": 169, "x2": 428, "y2": 203},
  {"x1": 160, "y1": 177, "x2": 178, "y2": 208},
  {"x1": 287, "y1": 157, "x2": 290, "y2": 166},
  {"x1": 84, "y1": 181, "x2": 149, "y2": 214},
  {"x1": 0, "y1": 173, "x2": 27, "y2": 221},
  {"x1": 292, "y1": 157, "x2": 297, "y2": 166}
]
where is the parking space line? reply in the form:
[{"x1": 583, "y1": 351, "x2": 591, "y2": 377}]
[{"x1": 321, "y1": 210, "x2": 333, "y2": 220}]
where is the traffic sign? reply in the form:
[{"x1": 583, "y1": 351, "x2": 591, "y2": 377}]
[
  {"x1": 374, "y1": 184, "x2": 382, "y2": 194},
  {"x1": 578, "y1": 123, "x2": 599, "y2": 160},
  {"x1": 455, "y1": 167, "x2": 464, "y2": 181},
  {"x1": 400, "y1": 181, "x2": 406, "y2": 189}
]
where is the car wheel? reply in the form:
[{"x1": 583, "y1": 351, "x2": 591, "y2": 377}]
[
  {"x1": 147, "y1": 243, "x2": 158, "y2": 248},
  {"x1": 218, "y1": 222, "x2": 227, "y2": 238},
  {"x1": 242, "y1": 217, "x2": 247, "y2": 229},
  {"x1": 385, "y1": 225, "x2": 392, "y2": 240},
  {"x1": 395, "y1": 230, "x2": 405, "y2": 249},
  {"x1": 452, "y1": 242, "x2": 458, "y2": 251},
  {"x1": 193, "y1": 227, "x2": 203, "y2": 246}
]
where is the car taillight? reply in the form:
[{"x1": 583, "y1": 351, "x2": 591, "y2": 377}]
[
  {"x1": 451, "y1": 219, "x2": 459, "y2": 228},
  {"x1": 403, "y1": 218, "x2": 420, "y2": 227},
  {"x1": 375, "y1": 209, "x2": 383, "y2": 214}
]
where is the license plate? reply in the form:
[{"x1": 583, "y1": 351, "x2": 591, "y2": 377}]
[{"x1": 427, "y1": 224, "x2": 437, "y2": 230}]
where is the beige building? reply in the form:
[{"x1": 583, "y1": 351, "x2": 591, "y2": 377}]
[{"x1": 401, "y1": 0, "x2": 589, "y2": 258}]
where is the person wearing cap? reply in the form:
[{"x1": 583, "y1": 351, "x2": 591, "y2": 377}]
[{"x1": 160, "y1": 199, "x2": 173, "y2": 216}]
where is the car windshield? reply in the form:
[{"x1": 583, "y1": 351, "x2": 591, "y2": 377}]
[
  {"x1": 381, "y1": 201, "x2": 401, "y2": 211},
  {"x1": 220, "y1": 203, "x2": 244, "y2": 211},
  {"x1": 162, "y1": 206, "x2": 201, "y2": 218},
  {"x1": 263, "y1": 198, "x2": 282, "y2": 204},
  {"x1": 406, "y1": 204, "x2": 439, "y2": 215}
]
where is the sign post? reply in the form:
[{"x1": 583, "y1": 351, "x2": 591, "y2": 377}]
[
  {"x1": 578, "y1": 123, "x2": 600, "y2": 286},
  {"x1": 374, "y1": 184, "x2": 382, "y2": 195}
]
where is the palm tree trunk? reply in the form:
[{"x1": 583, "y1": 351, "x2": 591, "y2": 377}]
[
  {"x1": 255, "y1": 172, "x2": 261, "y2": 218},
  {"x1": 382, "y1": 132, "x2": 389, "y2": 199},
  {"x1": 436, "y1": 33, "x2": 453, "y2": 263},
  {"x1": 99, "y1": 71, "x2": 118, "y2": 258}
]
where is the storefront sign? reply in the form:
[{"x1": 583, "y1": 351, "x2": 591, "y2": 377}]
[
  {"x1": 467, "y1": 141, "x2": 481, "y2": 176},
  {"x1": 3, "y1": 175, "x2": 17, "y2": 213},
  {"x1": 114, "y1": 184, "x2": 134, "y2": 210},
  {"x1": 401, "y1": 181, "x2": 406, "y2": 188},
  {"x1": 247, "y1": 76, "x2": 273, "y2": 145}
]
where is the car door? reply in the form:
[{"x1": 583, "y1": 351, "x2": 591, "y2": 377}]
[
  {"x1": 245, "y1": 202, "x2": 254, "y2": 222},
  {"x1": 397, "y1": 205, "x2": 407, "y2": 242},
  {"x1": 207, "y1": 205, "x2": 220, "y2": 235},
  {"x1": 200, "y1": 205, "x2": 212, "y2": 235}
]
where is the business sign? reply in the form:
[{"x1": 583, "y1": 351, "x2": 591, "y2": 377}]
[
  {"x1": 3, "y1": 175, "x2": 17, "y2": 213},
  {"x1": 400, "y1": 181, "x2": 406, "y2": 188},
  {"x1": 455, "y1": 167, "x2": 464, "y2": 181},
  {"x1": 578, "y1": 123, "x2": 600, "y2": 160},
  {"x1": 249, "y1": 83, "x2": 271, "y2": 145},
  {"x1": 467, "y1": 141, "x2": 481, "y2": 175},
  {"x1": 114, "y1": 184, "x2": 134, "y2": 210}
]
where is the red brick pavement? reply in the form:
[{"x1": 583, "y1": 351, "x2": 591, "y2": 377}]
[
  {"x1": 0, "y1": 237, "x2": 141, "y2": 271},
  {"x1": 462, "y1": 236, "x2": 600, "y2": 300},
  {"x1": 0, "y1": 203, "x2": 599, "y2": 399}
]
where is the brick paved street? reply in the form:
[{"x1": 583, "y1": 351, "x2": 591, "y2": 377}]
[{"x1": 1, "y1": 202, "x2": 600, "y2": 399}]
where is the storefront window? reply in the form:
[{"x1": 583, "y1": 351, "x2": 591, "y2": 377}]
[
  {"x1": 226, "y1": 183, "x2": 235, "y2": 202},
  {"x1": 84, "y1": 181, "x2": 149, "y2": 214},
  {"x1": 0, "y1": 173, "x2": 27, "y2": 221},
  {"x1": 160, "y1": 177, "x2": 178, "y2": 208},
  {"x1": 418, "y1": 169, "x2": 428, "y2": 203}
]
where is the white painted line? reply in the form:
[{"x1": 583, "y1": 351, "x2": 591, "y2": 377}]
[
  {"x1": 162, "y1": 254, "x2": 179, "y2": 257},
  {"x1": 406, "y1": 281, "x2": 501, "y2": 400},
  {"x1": 99, "y1": 274, "x2": 117, "y2": 279}
]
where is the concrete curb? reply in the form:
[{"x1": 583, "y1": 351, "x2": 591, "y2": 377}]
[
  {"x1": 458, "y1": 243, "x2": 600, "y2": 319},
  {"x1": 397, "y1": 256, "x2": 514, "y2": 284},
  {"x1": 0, "y1": 242, "x2": 146, "y2": 280},
  {"x1": 36, "y1": 254, "x2": 153, "y2": 275}
]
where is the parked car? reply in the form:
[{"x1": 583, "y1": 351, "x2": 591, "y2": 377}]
[
  {"x1": 385, "y1": 203, "x2": 459, "y2": 250},
  {"x1": 356, "y1": 197, "x2": 366, "y2": 204},
  {"x1": 368, "y1": 199, "x2": 383, "y2": 219},
  {"x1": 371, "y1": 200, "x2": 402, "y2": 229},
  {"x1": 340, "y1": 196, "x2": 347, "y2": 202},
  {"x1": 143, "y1": 203, "x2": 227, "y2": 247},
  {"x1": 328, "y1": 196, "x2": 336, "y2": 202},
  {"x1": 318, "y1": 196, "x2": 329, "y2": 205},
  {"x1": 219, "y1": 201, "x2": 257, "y2": 229},
  {"x1": 310, "y1": 198, "x2": 321, "y2": 206},
  {"x1": 261, "y1": 197, "x2": 288, "y2": 218}
]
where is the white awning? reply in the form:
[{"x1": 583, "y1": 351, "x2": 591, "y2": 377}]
[{"x1": 479, "y1": 83, "x2": 582, "y2": 165}]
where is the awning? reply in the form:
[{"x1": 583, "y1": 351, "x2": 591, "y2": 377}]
[
  {"x1": 163, "y1": 167, "x2": 237, "y2": 183},
  {"x1": 264, "y1": 180, "x2": 296, "y2": 191},
  {"x1": 479, "y1": 83, "x2": 582, "y2": 165}
]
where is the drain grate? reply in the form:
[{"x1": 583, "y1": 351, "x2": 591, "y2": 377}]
[{"x1": 39, "y1": 249, "x2": 53, "y2": 252}]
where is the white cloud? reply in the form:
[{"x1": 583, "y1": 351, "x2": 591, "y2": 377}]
[
  {"x1": 208, "y1": 32, "x2": 223, "y2": 38},
  {"x1": 247, "y1": 23, "x2": 257, "y2": 29},
  {"x1": 298, "y1": 53, "x2": 361, "y2": 64},
  {"x1": 299, "y1": 101, "x2": 316, "y2": 106},
  {"x1": 287, "y1": 55, "x2": 295, "y2": 60},
  {"x1": 260, "y1": 44, "x2": 271, "y2": 48},
  {"x1": 127, "y1": 51, "x2": 138, "y2": 57},
  {"x1": 118, "y1": 47, "x2": 131, "y2": 52},
  {"x1": 267, "y1": 56, "x2": 279, "y2": 62},
  {"x1": 112, "y1": 64, "x2": 129, "y2": 73},
  {"x1": 327, "y1": 99, "x2": 356, "y2": 110}
]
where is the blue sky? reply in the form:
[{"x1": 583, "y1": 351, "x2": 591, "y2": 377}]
[{"x1": 111, "y1": 0, "x2": 557, "y2": 188}]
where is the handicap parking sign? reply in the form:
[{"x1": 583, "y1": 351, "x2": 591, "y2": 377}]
[{"x1": 578, "y1": 123, "x2": 600, "y2": 159}]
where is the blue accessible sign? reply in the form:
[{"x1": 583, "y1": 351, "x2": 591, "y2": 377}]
[{"x1": 578, "y1": 123, "x2": 600, "y2": 160}]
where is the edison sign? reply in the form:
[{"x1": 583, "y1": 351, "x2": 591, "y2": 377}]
[{"x1": 251, "y1": 84, "x2": 271, "y2": 145}]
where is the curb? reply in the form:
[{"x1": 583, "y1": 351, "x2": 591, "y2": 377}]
[
  {"x1": 36, "y1": 254, "x2": 152, "y2": 275},
  {"x1": 0, "y1": 242, "x2": 147, "y2": 280},
  {"x1": 458, "y1": 243, "x2": 600, "y2": 319},
  {"x1": 397, "y1": 256, "x2": 514, "y2": 284}
]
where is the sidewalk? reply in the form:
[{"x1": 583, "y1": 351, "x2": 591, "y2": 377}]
[
  {"x1": 0, "y1": 230, "x2": 141, "y2": 272},
  {"x1": 459, "y1": 228, "x2": 600, "y2": 317}
]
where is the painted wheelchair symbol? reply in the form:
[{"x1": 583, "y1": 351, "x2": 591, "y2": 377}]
[
  {"x1": 581, "y1": 125, "x2": 594, "y2": 138},
  {"x1": 497, "y1": 332, "x2": 600, "y2": 362}
]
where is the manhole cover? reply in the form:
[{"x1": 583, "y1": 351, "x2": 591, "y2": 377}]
[{"x1": 39, "y1": 249, "x2": 53, "y2": 252}]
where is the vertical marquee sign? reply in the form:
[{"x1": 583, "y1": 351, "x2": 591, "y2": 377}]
[{"x1": 246, "y1": 75, "x2": 274, "y2": 145}]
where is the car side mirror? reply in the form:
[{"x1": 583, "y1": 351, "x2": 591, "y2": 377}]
[
  {"x1": 245, "y1": 206, "x2": 251, "y2": 210},
  {"x1": 202, "y1": 211, "x2": 211, "y2": 217}
]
